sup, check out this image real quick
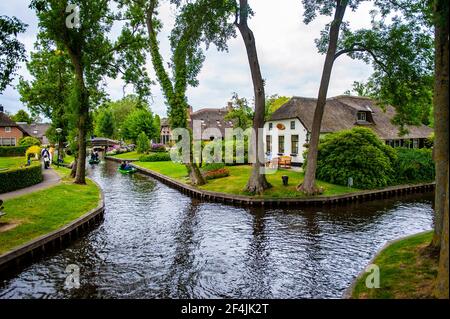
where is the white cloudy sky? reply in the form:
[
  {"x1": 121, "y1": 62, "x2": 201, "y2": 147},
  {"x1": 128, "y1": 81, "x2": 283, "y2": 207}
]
[{"x1": 0, "y1": 0, "x2": 375, "y2": 118}]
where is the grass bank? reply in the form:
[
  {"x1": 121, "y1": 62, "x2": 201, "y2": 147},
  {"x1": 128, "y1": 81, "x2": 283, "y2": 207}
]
[
  {"x1": 0, "y1": 167, "x2": 101, "y2": 255},
  {"x1": 351, "y1": 231, "x2": 438, "y2": 299},
  {"x1": 133, "y1": 161, "x2": 357, "y2": 198},
  {"x1": 0, "y1": 157, "x2": 27, "y2": 170}
]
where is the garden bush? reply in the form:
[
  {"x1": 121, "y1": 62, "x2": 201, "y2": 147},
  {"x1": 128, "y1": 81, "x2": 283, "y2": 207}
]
[
  {"x1": 139, "y1": 152, "x2": 171, "y2": 162},
  {"x1": 0, "y1": 146, "x2": 28, "y2": 157},
  {"x1": 0, "y1": 163, "x2": 43, "y2": 193},
  {"x1": 18, "y1": 136, "x2": 41, "y2": 147},
  {"x1": 26, "y1": 145, "x2": 42, "y2": 159},
  {"x1": 151, "y1": 143, "x2": 166, "y2": 152},
  {"x1": 203, "y1": 167, "x2": 230, "y2": 180},
  {"x1": 310, "y1": 127, "x2": 397, "y2": 189},
  {"x1": 393, "y1": 148, "x2": 435, "y2": 183},
  {"x1": 202, "y1": 162, "x2": 225, "y2": 173},
  {"x1": 136, "y1": 132, "x2": 150, "y2": 154}
]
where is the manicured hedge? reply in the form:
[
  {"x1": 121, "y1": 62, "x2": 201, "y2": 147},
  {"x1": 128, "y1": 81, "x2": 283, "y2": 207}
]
[
  {"x1": 139, "y1": 152, "x2": 171, "y2": 162},
  {"x1": 0, "y1": 146, "x2": 28, "y2": 157},
  {"x1": 0, "y1": 163, "x2": 43, "y2": 193}
]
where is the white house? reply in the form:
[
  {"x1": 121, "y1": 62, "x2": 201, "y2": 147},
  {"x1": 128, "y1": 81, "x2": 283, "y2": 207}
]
[{"x1": 263, "y1": 95, "x2": 434, "y2": 165}]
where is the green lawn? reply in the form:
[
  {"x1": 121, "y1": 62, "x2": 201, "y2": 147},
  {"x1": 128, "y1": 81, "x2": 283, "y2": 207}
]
[
  {"x1": 0, "y1": 169, "x2": 101, "y2": 255},
  {"x1": 112, "y1": 151, "x2": 141, "y2": 160},
  {"x1": 133, "y1": 161, "x2": 357, "y2": 198},
  {"x1": 351, "y1": 231, "x2": 438, "y2": 299},
  {"x1": 0, "y1": 157, "x2": 27, "y2": 170}
]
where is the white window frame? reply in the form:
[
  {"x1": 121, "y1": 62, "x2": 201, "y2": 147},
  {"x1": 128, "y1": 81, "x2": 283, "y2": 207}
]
[
  {"x1": 290, "y1": 121, "x2": 295, "y2": 130},
  {"x1": 5, "y1": 126, "x2": 11, "y2": 133},
  {"x1": 357, "y1": 112, "x2": 367, "y2": 121}
]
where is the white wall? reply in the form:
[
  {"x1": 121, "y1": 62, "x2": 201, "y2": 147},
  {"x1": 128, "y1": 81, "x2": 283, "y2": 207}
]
[{"x1": 263, "y1": 118, "x2": 309, "y2": 164}]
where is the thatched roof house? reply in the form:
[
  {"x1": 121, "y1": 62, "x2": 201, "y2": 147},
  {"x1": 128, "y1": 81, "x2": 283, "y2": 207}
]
[
  {"x1": 270, "y1": 95, "x2": 433, "y2": 140},
  {"x1": 265, "y1": 95, "x2": 433, "y2": 164},
  {"x1": 189, "y1": 104, "x2": 234, "y2": 140}
]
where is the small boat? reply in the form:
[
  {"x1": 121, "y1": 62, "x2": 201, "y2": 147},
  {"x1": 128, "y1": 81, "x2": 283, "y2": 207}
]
[
  {"x1": 118, "y1": 167, "x2": 137, "y2": 174},
  {"x1": 89, "y1": 159, "x2": 101, "y2": 165}
]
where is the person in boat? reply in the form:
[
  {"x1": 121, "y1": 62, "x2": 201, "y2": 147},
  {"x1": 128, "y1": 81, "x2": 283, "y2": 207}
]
[
  {"x1": 124, "y1": 161, "x2": 132, "y2": 170},
  {"x1": 120, "y1": 161, "x2": 127, "y2": 170}
]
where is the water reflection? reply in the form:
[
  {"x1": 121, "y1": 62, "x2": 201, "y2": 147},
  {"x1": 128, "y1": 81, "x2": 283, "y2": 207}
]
[{"x1": 0, "y1": 160, "x2": 433, "y2": 299}]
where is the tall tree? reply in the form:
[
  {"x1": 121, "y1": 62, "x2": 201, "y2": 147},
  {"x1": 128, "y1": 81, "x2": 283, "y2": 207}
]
[
  {"x1": 0, "y1": 15, "x2": 27, "y2": 93},
  {"x1": 119, "y1": 0, "x2": 234, "y2": 185},
  {"x1": 18, "y1": 43, "x2": 73, "y2": 157},
  {"x1": 11, "y1": 109, "x2": 33, "y2": 124},
  {"x1": 30, "y1": 0, "x2": 150, "y2": 184},
  {"x1": 299, "y1": 0, "x2": 358, "y2": 194},
  {"x1": 95, "y1": 108, "x2": 115, "y2": 138},
  {"x1": 235, "y1": 0, "x2": 272, "y2": 194},
  {"x1": 431, "y1": 0, "x2": 448, "y2": 298}
]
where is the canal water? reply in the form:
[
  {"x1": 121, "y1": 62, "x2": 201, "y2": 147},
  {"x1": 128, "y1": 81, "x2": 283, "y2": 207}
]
[{"x1": 0, "y1": 160, "x2": 434, "y2": 298}]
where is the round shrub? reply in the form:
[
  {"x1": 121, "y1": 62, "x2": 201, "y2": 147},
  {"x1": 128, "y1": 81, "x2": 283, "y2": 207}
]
[
  {"x1": 0, "y1": 163, "x2": 43, "y2": 193},
  {"x1": 312, "y1": 127, "x2": 397, "y2": 189},
  {"x1": 26, "y1": 145, "x2": 42, "y2": 159},
  {"x1": 19, "y1": 136, "x2": 41, "y2": 147},
  {"x1": 394, "y1": 148, "x2": 435, "y2": 183},
  {"x1": 151, "y1": 143, "x2": 166, "y2": 152}
]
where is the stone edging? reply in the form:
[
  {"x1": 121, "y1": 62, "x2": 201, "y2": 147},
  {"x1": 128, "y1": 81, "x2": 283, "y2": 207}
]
[
  {"x1": 105, "y1": 156, "x2": 435, "y2": 207},
  {"x1": 0, "y1": 180, "x2": 105, "y2": 274},
  {"x1": 342, "y1": 230, "x2": 433, "y2": 299}
]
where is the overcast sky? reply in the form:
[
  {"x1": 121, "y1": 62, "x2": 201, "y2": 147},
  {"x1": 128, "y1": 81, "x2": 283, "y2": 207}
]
[{"x1": 0, "y1": 0, "x2": 375, "y2": 118}]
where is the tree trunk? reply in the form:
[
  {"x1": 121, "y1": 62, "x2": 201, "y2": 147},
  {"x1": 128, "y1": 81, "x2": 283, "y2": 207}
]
[
  {"x1": 431, "y1": 0, "x2": 449, "y2": 251},
  {"x1": 299, "y1": 2, "x2": 347, "y2": 195},
  {"x1": 434, "y1": 168, "x2": 449, "y2": 298},
  {"x1": 236, "y1": 0, "x2": 271, "y2": 194},
  {"x1": 70, "y1": 157, "x2": 77, "y2": 178},
  {"x1": 186, "y1": 163, "x2": 205, "y2": 186},
  {"x1": 67, "y1": 52, "x2": 89, "y2": 185}
]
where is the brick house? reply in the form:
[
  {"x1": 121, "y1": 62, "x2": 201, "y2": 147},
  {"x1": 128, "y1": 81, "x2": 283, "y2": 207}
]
[{"x1": 0, "y1": 106, "x2": 30, "y2": 146}]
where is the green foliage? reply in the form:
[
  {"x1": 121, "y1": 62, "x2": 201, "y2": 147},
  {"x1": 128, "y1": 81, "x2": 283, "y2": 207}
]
[
  {"x1": 18, "y1": 136, "x2": 41, "y2": 147},
  {"x1": 0, "y1": 146, "x2": 28, "y2": 157},
  {"x1": 121, "y1": 109, "x2": 157, "y2": 143},
  {"x1": 0, "y1": 15, "x2": 27, "y2": 93},
  {"x1": 265, "y1": 94, "x2": 290, "y2": 119},
  {"x1": 11, "y1": 109, "x2": 33, "y2": 124},
  {"x1": 224, "y1": 92, "x2": 253, "y2": 130},
  {"x1": 95, "y1": 108, "x2": 115, "y2": 138},
  {"x1": 153, "y1": 114, "x2": 161, "y2": 141},
  {"x1": 338, "y1": 2, "x2": 434, "y2": 129},
  {"x1": 0, "y1": 162, "x2": 43, "y2": 193},
  {"x1": 139, "y1": 152, "x2": 171, "y2": 162},
  {"x1": 311, "y1": 127, "x2": 397, "y2": 189},
  {"x1": 136, "y1": 131, "x2": 150, "y2": 154},
  {"x1": 394, "y1": 148, "x2": 435, "y2": 183}
]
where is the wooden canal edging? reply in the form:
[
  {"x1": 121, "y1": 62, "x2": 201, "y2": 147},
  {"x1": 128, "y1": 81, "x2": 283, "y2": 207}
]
[
  {"x1": 0, "y1": 180, "x2": 105, "y2": 275},
  {"x1": 105, "y1": 156, "x2": 435, "y2": 208}
]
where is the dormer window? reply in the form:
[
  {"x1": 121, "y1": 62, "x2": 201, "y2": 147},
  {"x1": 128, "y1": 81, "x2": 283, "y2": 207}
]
[{"x1": 357, "y1": 111, "x2": 367, "y2": 121}]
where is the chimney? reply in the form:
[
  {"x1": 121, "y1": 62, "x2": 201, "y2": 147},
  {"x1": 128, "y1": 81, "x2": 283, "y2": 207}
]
[
  {"x1": 0, "y1": 105, "x2": 4, "y2": 113},
  {"x1": 226, "y1": 101, "x2": 233, "y2": 112}
]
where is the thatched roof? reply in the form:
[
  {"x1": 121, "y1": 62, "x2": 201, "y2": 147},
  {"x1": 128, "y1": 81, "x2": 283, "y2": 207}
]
[
  {"x1": 0, "y1": 112, "x2": 30, "y2": 135},
  {"x1": 189, "y1": 107, "x2": 234, "y2": 139},
  {"x1": 18, "y1": 123, "x2": 50, "y2": 139},
  {"x1": 270, "y1": 95, "x2": 433, "y2": 140}
]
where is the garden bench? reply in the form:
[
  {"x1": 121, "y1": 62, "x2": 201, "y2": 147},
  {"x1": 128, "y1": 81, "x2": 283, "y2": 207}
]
[{"x1": 278, "y1": 156, "x2": 292, "y2": 169}]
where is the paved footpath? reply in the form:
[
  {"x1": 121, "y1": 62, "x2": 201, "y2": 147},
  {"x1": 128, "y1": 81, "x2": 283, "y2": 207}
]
[{"x1": 0, "y1": 165, "x2": 61, "y2": 201}]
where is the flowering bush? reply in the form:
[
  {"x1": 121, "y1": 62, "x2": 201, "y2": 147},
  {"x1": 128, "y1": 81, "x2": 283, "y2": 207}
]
[
  {"x1": 151, "y1": 143, "x2": 166, "y2": 152},
  {"x1": 203, "y1": 167, "x2": 230, "y2": 180},
  {"x1": 26, "y1": 145, "x2": 42, "y2": 160}
]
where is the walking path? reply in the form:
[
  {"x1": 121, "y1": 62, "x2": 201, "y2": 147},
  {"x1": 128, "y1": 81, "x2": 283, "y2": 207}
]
[{"x1": 0, "y1": 165, "x2": 61, "y2": 201}]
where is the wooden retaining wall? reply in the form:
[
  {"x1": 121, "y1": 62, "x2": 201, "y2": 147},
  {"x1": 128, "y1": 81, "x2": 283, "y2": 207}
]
[
  {"x1": 0, "y1": 181, "x2": 105, "y2": 275},
  {"x1": 106, "y1": 156, "x2": 435, "y2": 208}
]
